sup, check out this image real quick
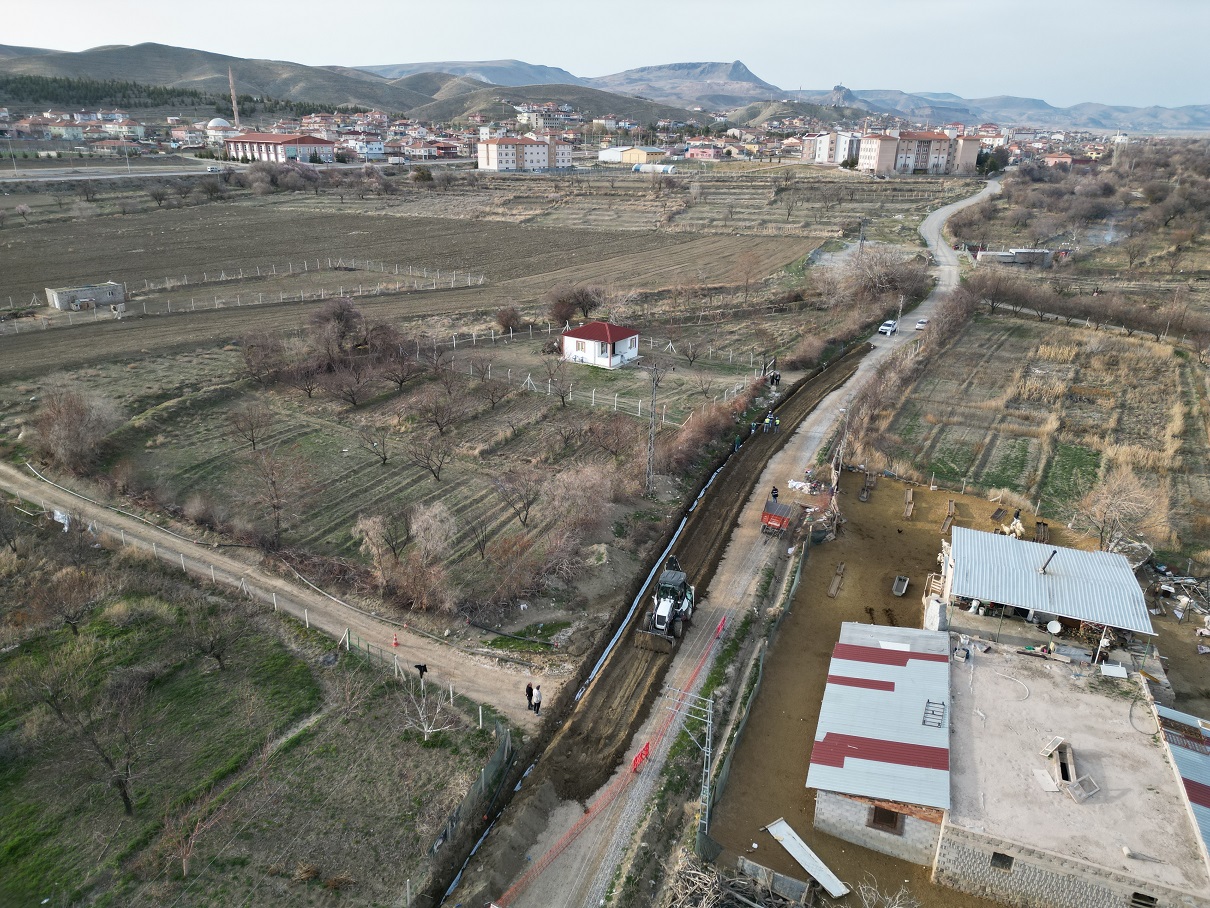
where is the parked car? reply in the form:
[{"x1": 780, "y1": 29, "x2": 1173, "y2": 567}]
[
  {"x1": 915, "y1": 318, "x2": 930, "y2": 330},
  {"x1": 205, "y1": 165, "x2": 221, "y2": 172},
  {"x1": 878, "y1": 320, "x2": 898, "y2": 336}
]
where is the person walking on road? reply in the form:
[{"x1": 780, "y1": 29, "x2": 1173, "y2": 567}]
[
  {"x1": 771, "y1": 486, "x2": 779, "y2": 502},
  {"x1": 532, "y1": 685, "x2": 542, "y2": 715},
  {"x1": 526, "y1": 682, "x2": 534, "y2": 712}
]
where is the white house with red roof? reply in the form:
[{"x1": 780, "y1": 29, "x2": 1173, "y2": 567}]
[
  {"x1": 561, "y1": 321, "x2": 640, "y2": 370},
  {"x1": 806, "y1": 623, "x2": 951, "y2": 865}
]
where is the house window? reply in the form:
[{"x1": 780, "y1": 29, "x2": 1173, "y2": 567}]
[
  {"x1": 990, "y1": 852, "x2": 1014, "y2": 872},
  {"x1": 867, "y1": 806, "x2": 904, "y2": 835},
  {"x1": 575, "y1": 340, "x2": 585, "y2": 353},
  {"x1": 1129, "y1": 895, "x2": 1158, "y2": 908},
  {"x1": 600, "y1": 342, "x2": 609, "y2": 356},
  {"x1": 629, "y1": 336, "x2": 637, "y2": 349}
]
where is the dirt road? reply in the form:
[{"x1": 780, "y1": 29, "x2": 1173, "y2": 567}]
[{"x1": 0, "y1": 460, "x2": 543, "y2": 729}]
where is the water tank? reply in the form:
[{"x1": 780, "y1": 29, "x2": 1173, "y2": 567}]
[{"x1": 633, "y1": 163, "x2": 677, "y2": 174}]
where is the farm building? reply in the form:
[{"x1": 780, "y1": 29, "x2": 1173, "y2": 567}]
[
  {"x1": 561, "y1": 321, "x2": 640, "y2": 370},
  {"x1": 45, "y1": 281, "x2": 125, "y2": 311},
  {"x1": 223, "y1": 133, "x2": 336, "y2": 164},
  {"x1": 597, "y1": 145, "x2": 632, "y2": 163},
  {"x1": 806, "y1": 624, "x2": 951, "y2": 866},
  {"x1": 619, "y1": 146, "x2": 668, "y2": 165},
  {"x1": 930, "y1": 527, "x2": 1154, "y2": 643},
  {"x1": 975, "y1": 248, "x2": 1055, "y2": 267},
  {"x1": 939, "y1": 648, "x2": 1210, "y2": 908}
]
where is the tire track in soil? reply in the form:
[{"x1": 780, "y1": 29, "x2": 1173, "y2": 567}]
[{"x1": 523, "y1": 344, "x2": 869, "y2": 806}]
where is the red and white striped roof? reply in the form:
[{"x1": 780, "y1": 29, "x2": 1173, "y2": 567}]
[{"x1": 807, "y1": 623, "x2": 951, "y2": 809}]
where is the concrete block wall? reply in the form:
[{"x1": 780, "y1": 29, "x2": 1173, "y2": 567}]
[
  {"x1": 935, "y1": 824, "x2": 1210, "y2": 908},
  {"x1": 814, "y1": 791, "x2": 940, "y2": 866}
]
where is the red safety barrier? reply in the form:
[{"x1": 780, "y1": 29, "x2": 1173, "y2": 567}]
[{"x1": 631, "y1": 742, "x2": 651, "y2": 773}]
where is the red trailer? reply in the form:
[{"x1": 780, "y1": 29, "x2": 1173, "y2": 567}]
[{"x1": 761, "y1": 499, "x2": 793, "y2": 538}]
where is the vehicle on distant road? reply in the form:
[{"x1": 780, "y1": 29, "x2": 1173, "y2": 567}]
[
  {"x1": 878, "y1": 320, "x2": 898, "y2": 336},
  {"x1": 915, "y1": 318, "x2": 930, "y2": 330},
  {"x1": 205, "y1": 165, "x2": 221, "y2": 172}
]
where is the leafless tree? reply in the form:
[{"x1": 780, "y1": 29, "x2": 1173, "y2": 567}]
[
  {"x1": 405, "y1": 433, "x2": 454, "y2": 481},
  {"x1": 356, "y1": 423, "x2": 392, "y2": 465},
  {"x1": 735, "y1": 249, "x2": 762, "y2": 304},
  {"x1": 398, "y1": 677, "x2": 457, "y2": 742},
  {"x1": 496, "y1": 306, "x2": 523, "y2": 333},
  {"x1": 198, "y1": 178, "x2": 225, "y2": 201},
  {"x1": 0, "y1": 500, "x2": 22, "y2": 553},
  {"x1": 309, "y1": 297, "x2": 363, "y2": 355},
  {"x1": 693, "y1": 374, "x2": 717, "y2": 398},
  {"x1": 148, "y1": 185, "x2": 169, "y2": 208},
  {"x1": 1070, "y1": 465, "x2": 1170, "y2": 552},
  {"x1": 244, "y1": 446, "x2": 309, "y2": 550},
  {"x1": 32, "y1": 567, "x2": 107, "y2": 636},
  {"x1": 182, "y1": 600, "x2": 242, "y2": 671},
  {"x1": 380, "y1": 349, "x2": 425, "y2": 392},
  {"x1": 229, "y1": 400, "x2": 275, "y2": 451},
  {"x1": 494, "y1": 468, "x2": 545, "y2": 527},
  {"x1": 34, "y1": 388, "x2": 124, "y2": 474},
  {"x1": 172, "y1": 181, "x2": 193, "y2": 201},
  {"x1": 241, "y1": 331, "x2": 284, "y2": 384},
  {"x1": 479, "y1": 377, "x2": 511, "y2": 410},
  {"x1": 418, "y1": 342, "x2": 454, "y2": 373},
  {"x1": 17, "y1": 642, "x2": 154, "y2": 815},
  {"x1": 15, "y1": 203, "x2": 31, "y2": 224},
  {"x1": 77, "y1": 180, "x2": 98, "y2": 202},
  {"x1": 590, "y1": 414, "x2": 635, "y2": 457},
  {"x1": 680, "y1": 340, "x2": 701, "y2": 366},
  {"x1": 469, "y1": 517, "x2": 490, "y2": 561},
  {"x1": 283, "y1": 361, "x2": 321, "y2": 399},
  {"x1": 322, "y1": 361, "x2": 375, "y2": 407},
  {"x1": 411, "y1": 386, "x2": 463, "y2": 435},
  {"x1": 410, "y1": 501, "x2": 455, "y2": 565},
  {"x1": 160, "y1": 787, "x2": 227, "y2": 878},
  {"x1": 543, "y1": 358, "x2": 572, "y2": 407}
]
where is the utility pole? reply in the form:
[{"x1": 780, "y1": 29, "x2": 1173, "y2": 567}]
[
  {"x1": 643, "y1": 359, "x2": 668, "y2": 495},
  {"x1": 666, "y1": 688, "x2": 715, "y2": 836}
]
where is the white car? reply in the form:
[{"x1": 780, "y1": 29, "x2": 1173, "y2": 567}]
[
  {"x1": 877, "y1": 320, "x2": 898, "y2": 336},
  {"x1": 915, "y1": 318, "x2": 930, "y2": 330}
]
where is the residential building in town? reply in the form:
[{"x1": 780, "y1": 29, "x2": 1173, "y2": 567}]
[
  {"x1": 856, "y1": 132, "x2": 979, "y2": 175},
  {"x1": 223, "y1": 133, "x2": 336, "y2": 164},
  {"x1": 619, "y1": 146, "x2": 667, "y2": 165},
  {"x1": 561, "y1": 321, "x2": 640, "y2": 370},
  {"x1": 477, "y1": 136, "x2": 571, "y2": 172}
]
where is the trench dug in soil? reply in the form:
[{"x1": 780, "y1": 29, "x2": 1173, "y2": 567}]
[{"x1": 453, "y1": 345, "x2": 869, "y2": 903}]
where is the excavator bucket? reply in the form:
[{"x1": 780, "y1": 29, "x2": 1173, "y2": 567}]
[{"x1": 634, "y1": 629, "x2": 675, "y2": 653}]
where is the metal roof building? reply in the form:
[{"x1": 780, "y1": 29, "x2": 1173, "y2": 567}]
[
  {"x1": 806, "y1": 623, "x2": 950, "y2": 810},
  {"x1": 945, "y1": 527, "x2": 1153, "y2": 635},
  {"x1": 1157, "y1": 705, "x2": 1210, "y2": 867}
]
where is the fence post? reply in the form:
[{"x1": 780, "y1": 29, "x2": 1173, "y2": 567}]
[
  {"x1": 152, "y1": 542, "x2": 157, "y2": 558},
  {"x1": 449, "y1": 681, "x2": 454, "y2": 704},
  {"x1": 211, "y1": 564, "x2": 216, "y2": 583},
  {"x1": 120, "y1": 529, "x2": 125, "y2": 545},
  {"x1": 180, "y1": 552, "x2": 186, "y2": 571},
  {"x1": 614, "y1": 392, "x2": 618, "y2": 411},
  {"x1": 272, "y1": 592, "x2": 278, "y2": 611},
  {"x1": 304, "y1": 609, "x2": 309, "y2": 628}
]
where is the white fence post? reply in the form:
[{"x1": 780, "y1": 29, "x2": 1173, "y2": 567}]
[{"x1": 304, "y1": 609, "x2": 309, "y2": 628}]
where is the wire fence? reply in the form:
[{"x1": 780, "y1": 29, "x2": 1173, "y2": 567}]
[{"x1": 128, "y1": 257, "x2": 485, "y2": 294}]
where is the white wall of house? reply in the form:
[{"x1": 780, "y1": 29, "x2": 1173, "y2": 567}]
[{"x1": 562, "y1": 333, "x2": 639, "y2": 369}]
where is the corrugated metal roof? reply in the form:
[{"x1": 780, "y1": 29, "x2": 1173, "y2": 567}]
[
  {"x1": 806, "y1": 623, "x2": 950, "y2": 810},
  {"x1": 949, "y1": 527, "x2": 1153, "y2": 635},
  {"x1": 1157, "y1": 705, "x2": 1210, "y2": 862}
]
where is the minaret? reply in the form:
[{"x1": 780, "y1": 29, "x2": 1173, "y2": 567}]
[{"x1": 228, "y1": 67, "x2": 241, "y2": 130}]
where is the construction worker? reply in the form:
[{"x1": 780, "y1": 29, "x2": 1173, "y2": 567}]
[
  {"x1": 774, "y1": 416, "x2": 781, "y2": 433},
  {"x1": 763, "y1": 414, "x2": 772, "y2": 433},
  {"x1": 771, "y1": 486, "x2": 779, "y2": 502}
]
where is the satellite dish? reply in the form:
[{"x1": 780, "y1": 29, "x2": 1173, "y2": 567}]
[{"x1": 1046, "y1": 620, "x2": 1062, "y2": 635}]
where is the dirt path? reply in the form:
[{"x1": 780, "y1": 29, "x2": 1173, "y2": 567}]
[{"x1": 0, "y1": 460, "x2": 543, "y2": 729}]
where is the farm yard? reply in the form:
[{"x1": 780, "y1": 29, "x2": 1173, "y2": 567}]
[{"x1": 880, "y1": 313, "x2": 1210, "y2": 553}]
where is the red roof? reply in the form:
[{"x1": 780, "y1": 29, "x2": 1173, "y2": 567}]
[
  {"x1": 225, "y1": 133, "x2": 334, "y2": 145},
  {"x1": 899, "y1": 131, "x2": 951, "y2": 141},
  {"x1": 562, "y1": 321, "x2": 639, "y2": 343}
]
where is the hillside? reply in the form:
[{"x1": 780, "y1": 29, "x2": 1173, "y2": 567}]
[
  {"x1": 726, "y1": 100, "x2": 871, "y2": 128},
  {"x1": 359, "y1": 58, "x2": 587, "y2": 86},
  {"x1": 0, "y1": 44, "x2": 59, "y2": 60},
  {"x1": 388, "y1": 71, "x2": 492, "y2": 101},
  {"x1": 587, "y1": 60, "x2": 782, "y2": 108},
  {"x1": 0, "y1": 42, "x2": 435, "y2": 112},
  {"x1": 408, "y1": 83, "x2": 698, "y2": 126}
]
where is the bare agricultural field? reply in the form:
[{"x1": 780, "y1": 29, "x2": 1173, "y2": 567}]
[{"x1": 882, "y1": 313, "x2": 1210, "y2": 552}]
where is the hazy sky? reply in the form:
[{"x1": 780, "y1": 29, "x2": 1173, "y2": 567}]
[{"x1": 6, "y1": 0, "x2": 1206, "y2": 109}]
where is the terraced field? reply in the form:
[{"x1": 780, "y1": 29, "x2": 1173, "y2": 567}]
[{"x1": 884, "y1": 313, "x2": 1210, "y2": 550}]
